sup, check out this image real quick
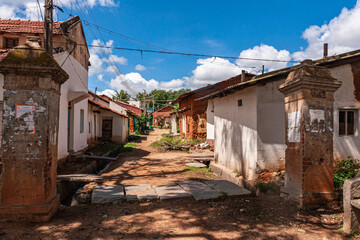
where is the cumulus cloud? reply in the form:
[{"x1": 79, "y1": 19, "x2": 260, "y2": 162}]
[
  {"x1": 100, "y1": 89, "x2": 116, "y2": 98},
  {"x1": 109, "y1": 72, "x2": 160, "y2": 94},
  {"x1": 89, "y1": 39, "x2": 128, "y2": 76},
  {"x1": 293, "y1": 1, "x2": 360, "y2": 60},
  {"x1": 236, "y1": 44, "x2": 291, "y2": 72},
  {"x1": 160, "y1": 79, "x2": 185, "y2": 90},
  {"x1": 0, "y1": 5, "x2": 17, "y2": 19},
  {"x1": 185, "y1": 57, "x2": 243, "y2": 88},
  {"x1": 1, "y1": 0, "x2": 118, "y2": 20},
  {"x1": 135, "y1": 64, "x2": 146, "y2": 71}
]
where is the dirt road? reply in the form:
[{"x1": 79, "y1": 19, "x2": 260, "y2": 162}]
[{"x1": 1, "y1": 128, "x2": 349, "y2": 240}]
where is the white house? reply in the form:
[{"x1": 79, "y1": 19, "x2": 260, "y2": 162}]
[
  {"x1": 87, "y1": 91, "x2": 129, "y2": 143},
  {"x1": 199, "y1": 49, "x2": 360, "y2": 183}
]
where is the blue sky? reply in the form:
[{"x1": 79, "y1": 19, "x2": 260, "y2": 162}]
[{"x1": 2, "y1": 0, "x2": 360, "y2": 96}]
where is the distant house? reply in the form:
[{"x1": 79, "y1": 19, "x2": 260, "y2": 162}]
[
  {"x1": 0, "y1": 16, "x2": 90, "y2": 162},
  {"x1": 87, "y1": 91, "x2": 128, "y2": 143},
  {"x1": 151, "y1": 105, "x2": 175, "y2": 128},
  {"x1": 198, "y1": 48, "x2": 360, "y2": 184},
  {"x1": 172, "y1": 72, "x2": 254, "y2": 141},
  {"x1": 113, "y1": 100, "x2": 143, "y2": 134}
]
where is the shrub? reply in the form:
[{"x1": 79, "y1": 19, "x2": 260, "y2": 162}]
[{"x1": 334, "y1": 156, "x2": 360, "y2": 189}]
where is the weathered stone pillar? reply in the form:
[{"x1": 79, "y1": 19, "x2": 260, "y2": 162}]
[
  {"x1": 0, "y1": 37, "x2": 68, "y2": 221},
  {"x1": 279, "y1": 60, "x2": 341, "y2": 208}
]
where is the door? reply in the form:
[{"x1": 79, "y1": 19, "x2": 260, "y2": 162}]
[{"x1": 102, "y1": 119, "x2": 113, "y2": 141}]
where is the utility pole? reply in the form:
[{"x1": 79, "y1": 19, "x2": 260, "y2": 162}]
[{"x1": 44, "y1": 0, "x2": 53, "y2": 55}]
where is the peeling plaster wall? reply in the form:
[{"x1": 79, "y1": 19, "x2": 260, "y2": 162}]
[
  {"x1": 257, "y1": 80, "x2": 286, "y2": 170},
  {"x1": 213, "y1": 86, "x2": 258, "y2": 180},
  {"x1": 54, "y1": 51, "x2": 88, "y2": 160},
  {"x1": 332, "y1": 64, "x2": 360, "y2": 161}
]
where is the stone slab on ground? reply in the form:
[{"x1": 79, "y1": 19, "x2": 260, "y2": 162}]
[
  {"x1": 125, "y1": 184, "x2": 158, "y2": 201},
  {"x1": 185, "y1": 162, "x2": 207, "y2": 168},
  {"x1": 92, "y1": 185, "x2": 125, "y2": 204},
  {"x1": 177, "y1": 181, "x2": 220, "y2": 201},
  {"x1": 204, "y1": 180, "x2": 251, "y2": 196},
  {"x1": 154, "y1": 184, "x2": 192, "y2": 200}
]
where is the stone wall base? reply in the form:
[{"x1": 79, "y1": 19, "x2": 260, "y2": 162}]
[
  {"x1": 210, "y1": 162, "x2": 256, "y2": 192},
  {"x1": 281, "y1": 187, "x2": 337, "y2": 208},
  {"x1": 0, "y1": 194, "x2": 59, "y2": 222}
]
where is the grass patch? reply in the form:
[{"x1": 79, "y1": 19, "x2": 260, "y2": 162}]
[
  {"x1": 184, "y1": 166, "x2": 211, "y2": 173},
  {"x1": 120, "y1": 142, "x2": 137, "y2": 153},
  {"x1": 150, "y1": 135, "x2": 206, "y2": 152}
]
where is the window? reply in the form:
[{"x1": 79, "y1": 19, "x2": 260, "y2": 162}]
[
  {"x1": 4, "y1": 38, "x2": 19, "y2": 48},
  {"x1": 89, "y1": 121, "x2": 91, "y2": 134},
  {"x1": 80, "y1": 109, "x2": 84, "y2": 133},
  {"x1": 339, "y1": 110, "x2": 355, "y2": 136}
]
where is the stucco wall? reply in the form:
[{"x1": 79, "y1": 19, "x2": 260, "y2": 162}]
[
  {"x1": 332, "y1": 64, "x2": 360, "y2": 160},
  {"x1": 55, "y1": 51, "x2": 88, "y2": 160},
  {"x1": 213, "y1": 86, "x2": 258, "y2": 180},
  {"x1": 256, "y1": 80, "x2": 286, "y2": 170},
  {"x1": 207, "y1": 100, "x2": 215, "y2": 140}
]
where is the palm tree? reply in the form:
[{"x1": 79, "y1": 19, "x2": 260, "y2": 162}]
[{"x1": 113, "y1": 90, "x2": 131, "y2": 103}]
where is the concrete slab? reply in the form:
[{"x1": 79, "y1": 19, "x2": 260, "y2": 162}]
[
  {"x1": 185, "y1": 162, "x2": 207, "y2": 168},
  {"x1": 204, "y1": 180, "x2": 251, "y2": 196},
  {"x1": 177, "y1": 181, "x2": 220, "y2": 201},
  {"x1": 125, "y1": 184, "x2": 158, "y2": 201},
  {"x1": 92, "y1": 185, "x2": 125, "y2": 204},
  {"x1": 154, "y1": 184, "x2": 192, "y2": 200}
]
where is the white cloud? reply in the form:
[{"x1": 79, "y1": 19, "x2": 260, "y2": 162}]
[
  {"x1": 100, "y1": 89, "x2": 116, "y2": 98},
  {"x1": 105, "y1": 55, "x2": 128, "y2": 65},
  {"x1": 2, "y1": 0, "x2": 118, "y2": 20},
  {"x1": 135, "y1": 64, "x2": 146, "y2": 71},
  {"x1": 293, "y1": 1, "x2": 360, "y2": 60},
  {"x1": 160, "y1": 79, "x2": 185, "y2": 89},
  {"x1": 110, "y1": 72, "x2": 160, "y2": 94},
  {"x1": 0, "y1": 5, "x2": 17, "y2": 19},
  {"x1": 89, "y1": 39, "x2": 128, "y2": 76},
  {"x1": 236, "y1": 44, "x2": 291, "y2": 72},
  {"x1": 185, "y1": 57, "x2": 243, "y2": 88}
]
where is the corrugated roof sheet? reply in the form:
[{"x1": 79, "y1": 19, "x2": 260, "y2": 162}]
[{"x1": 88, "y1": 97, "x2": 128, "y2": 118}]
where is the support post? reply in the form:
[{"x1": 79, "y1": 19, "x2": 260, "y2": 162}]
[
  {"x1": 279, "y1": 60, "x2": 341, "y2": 208},
  {"x1": 44, "y1": 0, "x2": 53, "y2": 55},
  {"x1": 0, "y1": 37, "x2": 68, "y2": 221}
]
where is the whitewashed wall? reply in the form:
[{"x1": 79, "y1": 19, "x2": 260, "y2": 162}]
[
  {"x1": 332, "y1": 64, "x2": 360, "y2": 161},
  {"x1": 207, "y1": 100, "x2": 215, "y2": 140},
  {"x1": 256, "y1": 80, "x2": 286, "y2": 170},
  {"x1": 213, "y1": 86, "x2": 258, "y2": 180},
  {"x1": 55, "y1": 51, "x2": 88, "y2": 160}
]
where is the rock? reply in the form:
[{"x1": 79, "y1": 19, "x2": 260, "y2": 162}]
[
  {"x1": 177, "y1": 181, "x2": 220, "y2": 200},
  {"x1": 204, "y1": 180, "x2": 251, "y2": 196},
  {"x1": 92, "y1": 185, "x2": 125, "y2": 204},
  {"x1": 125, "y1": 184, "x2": 158, "y2": 201},
  {"x1": 185, "y1": 162, "x2": 207, "y2": 168},
  {"x1": 154, "y1": 184, "x2": 191, "y2": 200}
]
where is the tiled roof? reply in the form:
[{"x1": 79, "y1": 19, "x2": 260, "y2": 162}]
[
  {"x1": 88, "y1": 97, "x2": 128, "y2": 118},
  {"x1": 114, "y1": 100, "x2": 142, "y2": 116},
  {"x1": 0, "y1": 19, "x2": 63, "y2": 34}
]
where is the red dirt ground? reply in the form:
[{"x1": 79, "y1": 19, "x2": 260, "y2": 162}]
[{"x1": 0, "y1": 128, "x2": 352, "y2": 239}]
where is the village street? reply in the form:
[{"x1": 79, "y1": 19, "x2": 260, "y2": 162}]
[{"x1": 0, "y1": 128, "x2": 348, "y2": 240}]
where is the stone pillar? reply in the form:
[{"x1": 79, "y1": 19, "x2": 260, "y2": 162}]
[
  {"x1": 0, "y1": 37, "x2": 68, "y2": 221},
  {"x1": 279, "y1": 60, "x2": 341, "y2": 208}
]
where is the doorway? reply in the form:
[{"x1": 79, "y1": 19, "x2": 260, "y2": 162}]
[{"x1": 102, "y1": 118, "x2": 113, "y2": 141}]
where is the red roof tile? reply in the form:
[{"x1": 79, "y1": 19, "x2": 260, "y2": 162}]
[
  {"x1": 88, "y1": 97, "x2": 128, "y2": 118},
  {"x1": 114, "y1": 100, "x2": 142, "y2": 116},
  {"x1": 0, "y1": 49, "x2": 10, "y2": 60},
  {"x1": 0, "y1": 19, "x2": 63, "y2": 34}
]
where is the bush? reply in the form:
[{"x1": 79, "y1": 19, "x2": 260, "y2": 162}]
[{"x1": 334, "y1": 156, "x2": 360, "y2": 189}]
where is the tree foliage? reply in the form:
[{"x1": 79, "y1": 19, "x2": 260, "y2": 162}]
[
  {"x1": 149, "y1": 89, "x2": 191, "y2": 110},
  {"x1": 113, "y1": 90, "x2": 131, "y2": 103}
]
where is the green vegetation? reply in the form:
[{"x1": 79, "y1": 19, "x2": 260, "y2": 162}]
[
  {"x1": 150, "y1": 134, "x2": 205, "y2": 151},
  {"x1": 255, "y1": 181, "x2": 274, "y2": 193},
  {"x1": 184, "y1": 166, "x2": 211, "y2": 173},
  {"x1": 113, "y1": 90, "x2": 131, "y2": 103},
  {"x1": 334, "y1": 156, "x2": 360, "y2": 189},
  {"x1": 135, "y1": 113, "x2": 151, "y2": 133},
  {"x1": 134, "y1": 89, "x2": 190, "y2": 110},
  {"x1": 120, "y1": 142, "x2": 137, "y2": 153}
]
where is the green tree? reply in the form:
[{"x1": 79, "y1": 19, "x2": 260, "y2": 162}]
[{"x1": 113, "y1": 90, "x2": 131, "y2": 103}]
